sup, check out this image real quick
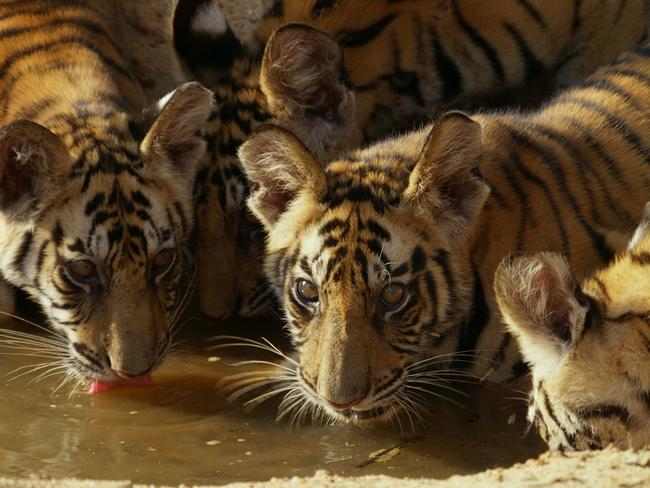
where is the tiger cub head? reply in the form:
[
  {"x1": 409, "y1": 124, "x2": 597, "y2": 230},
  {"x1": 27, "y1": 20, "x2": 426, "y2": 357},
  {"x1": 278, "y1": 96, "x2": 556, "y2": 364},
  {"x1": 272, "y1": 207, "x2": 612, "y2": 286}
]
[
  {"x1": 0, "y1": 82, "x2": 212, "y2": 382},
  {"x1": 194, "y1": 23, "x2": 355, "y2": 319},
  {"x1": 238, "y1": 112, "x2": 489, "y2": 422},
  {"x1": 494, "y1": 205, "x2": 650, "y2": 450}
]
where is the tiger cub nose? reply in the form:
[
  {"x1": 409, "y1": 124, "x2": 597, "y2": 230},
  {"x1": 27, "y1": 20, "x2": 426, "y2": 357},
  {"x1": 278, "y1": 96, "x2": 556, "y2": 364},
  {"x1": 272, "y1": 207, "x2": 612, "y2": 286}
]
[{"x1": 324, "y1": 395, "x2": 365, "y2": 410}]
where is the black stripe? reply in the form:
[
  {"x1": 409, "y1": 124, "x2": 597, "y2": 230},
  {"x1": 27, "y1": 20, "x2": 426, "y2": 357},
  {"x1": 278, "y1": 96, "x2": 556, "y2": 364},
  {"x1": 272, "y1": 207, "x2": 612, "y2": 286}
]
[
  {"x1": 421, "y1": 271, "x2": 439, "y2": 342},
  {"x1": 0, "y1": 17, "x2": 124, "y2": 56},
  {"x1": 52, "y1": 222, "x2": 64, "y2": 247},
  {"x1": 131, "y1": 190, "x2": 151, "y2": 208},
  {"x1": 541, "y1": 385, "x2": 577, "y2": 449},
  {"x1": 630, "y1": 251, "x2": 650, "y2": 266},
  {"x1": 517, "y1": 0, "x2": 548, "y2": 28},
  {"x1": 580, "y1": 404, "x2": 631, "y2": 425},
  {"x1": 84, "y1": 193, "x2": 105, "y2": 216},
  {"x1": 430, "y1": 27, "x2": 463, "y2": 102},
  {"x1": 354, "y1": 247, "x2": 369, "y2": 285},
  {"x1": 560, "y1": 97, "x2": 650, "y2": 165},
  {"x1": 311, "y1": 0, "x2": 337, "y2": 17},
  {"x1": 451, "y1": 0, "x2": 504, "y2": 82},
  {"x1": 507, "y1": 126, "x2": 613, "y2": 262},
  {"x1": 570, "y1": 79, "x2": 644, "y2": 112},
  {"x1": 0, "y1": 36, "x2": 132, "y2": 81},
  {"x1": 366, "y1": 219, "x2": 391, "y2": 241},
  {"x1": 571, "y1": 0, "x2": 583, "y2": 34},
  {"x1": 500, "y1": 164, "x2": 529, "y2": 252},
  {"x1": 503, "y1": 22, "x2": 544, "y2": 82},
  {"x1": 320, "y1": 218, "x2": 347, "y2": 235},
  {"x1": 73, "y1": 342, "x2": 104, "y2": 369},
  {"x1": 631, "y1": 46, "x2": 650, "y2": 59},
  {"x1": 13, "y1": 230, "x2": 33, "y2": 271},
  {"x1": 107, "y1": 226, "x2": 123, "y2": 246},
  {"x1": 604, "y1": 67, "x2": 650, "y2": 88},
  {"x1": 337, "y1": 14, "x2": 397, "y2": 49},
  {"x1": 35, "y1": 239, "x2": 49, "y2": 274},
  {"x1": 529, "y1": 123, "x2": 634, "y2": 226},
  {"x1": 432, "y1": 249, "x2": 456, "y2": 315},
  {"x1": 391, "y1": 262, "x2": 408, "y2": 278},
  {"x1": 507, "y1": 148, "x2": 570, "y2": 256},
  {"x1": 410, "y1": 246, "x2": 426, "y2": 274},
  {"x1": 563, "y1": 118, "x2": 626, "y2": 188},
  {"x1": 453, "y1": 265, "x2": 489, "y2": 369},
  {"x1": 173, "y1": 201, "x2": 188, "y2": 234}
]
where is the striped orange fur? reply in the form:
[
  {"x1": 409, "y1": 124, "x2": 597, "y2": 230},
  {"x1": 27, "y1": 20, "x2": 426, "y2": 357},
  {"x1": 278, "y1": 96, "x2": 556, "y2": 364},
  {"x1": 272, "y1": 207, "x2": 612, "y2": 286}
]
[
  {"x1": 0, "y1": 1, "x2": 213, "y2": 382},
  {"x1": 183, "y1": 0, "x2": 648, "y2": 319},
  {"x1": 236, "y1": 43, "x2": 650, "y2": 424}
]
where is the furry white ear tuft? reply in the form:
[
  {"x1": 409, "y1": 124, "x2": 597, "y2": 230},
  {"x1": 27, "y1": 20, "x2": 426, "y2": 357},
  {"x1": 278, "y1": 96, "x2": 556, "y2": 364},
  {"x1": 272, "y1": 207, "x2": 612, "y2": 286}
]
[
  {"x1": 494, "y1": 253, "x2": 589, "y2": 377},
  {"x1": 141, "y1": 82, "x2": 214, "y2": 186},
  {"x1": 628, "y1": 202, "x2": 650, "y2": 250},
  {"x1": 238, "y1": 124, "x2": 326, "y2": 231},
  {"x1": 190, "y1": 1, "x2": 228, "y2": 36}
]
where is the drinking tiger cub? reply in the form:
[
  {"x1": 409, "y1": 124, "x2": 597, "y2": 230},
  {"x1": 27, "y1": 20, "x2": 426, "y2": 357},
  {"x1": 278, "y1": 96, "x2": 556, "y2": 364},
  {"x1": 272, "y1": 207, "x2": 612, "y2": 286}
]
[
  {"x1": 180, "y1": 0, "x2": 647, "y2": 319},
  {"x1": 0, "y1": 1, "x2": 212, "y2": 385},
  {"x1": 236, "y1": 44, "x2": 650, "y2": 423},
  {"x1": 495, "y1": 203, "x2": 650, "y2": 450}
]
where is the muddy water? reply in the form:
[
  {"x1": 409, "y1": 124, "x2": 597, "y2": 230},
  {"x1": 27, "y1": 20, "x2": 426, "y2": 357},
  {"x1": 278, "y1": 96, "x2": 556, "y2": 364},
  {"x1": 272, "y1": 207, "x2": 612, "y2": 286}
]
[{"x1": 0, "y1": 314, "x2": 544, "y2": 485}]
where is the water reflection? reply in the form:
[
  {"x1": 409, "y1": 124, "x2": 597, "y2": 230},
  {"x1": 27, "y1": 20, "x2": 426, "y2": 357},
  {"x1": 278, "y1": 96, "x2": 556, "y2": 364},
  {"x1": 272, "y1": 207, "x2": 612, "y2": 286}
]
[{"x1": 0, "y1": 314, "x2": 544, "y2": 485}]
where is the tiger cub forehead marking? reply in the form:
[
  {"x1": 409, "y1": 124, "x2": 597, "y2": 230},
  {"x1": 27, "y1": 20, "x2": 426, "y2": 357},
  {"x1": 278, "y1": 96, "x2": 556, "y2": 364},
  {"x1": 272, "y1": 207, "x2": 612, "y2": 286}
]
[
  {"x1": 63, "y1": 179, "x2": 177, "y2": 263},
  {"x1": 296, "y1": 208, "x2": 420, "y2": 288}
]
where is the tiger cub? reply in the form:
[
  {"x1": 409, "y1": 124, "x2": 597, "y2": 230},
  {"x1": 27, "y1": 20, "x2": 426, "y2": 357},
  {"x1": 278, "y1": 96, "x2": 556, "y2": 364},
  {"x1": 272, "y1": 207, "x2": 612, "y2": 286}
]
[
  {"x1": 0, "y1": 2, "x2": 212, "y2": 383},
  {"x1": 180, "y1": 0, "x2": 648, "y2": 319},
  {"x1": 495, "y1": 204, "x2": 650, "y2": 451},
  {"x1": 237, "y1": 44, "x2": 650, "y2": 423}
]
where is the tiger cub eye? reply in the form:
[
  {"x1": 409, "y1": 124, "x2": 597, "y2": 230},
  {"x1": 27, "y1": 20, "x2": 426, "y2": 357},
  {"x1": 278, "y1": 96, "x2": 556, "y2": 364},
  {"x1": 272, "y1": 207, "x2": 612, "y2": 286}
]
[
  {"x1": 66, "y1": 260, "x2": 97, "y2": 281},
  {"x1": 380, "y1": 283, "x2": 406, "y2": 308},
  {"x1": 152, "y1": 249, "x2": 175, "y2": 275},
  {"x1": 296, "y1": 278, "x2": 319, "y2": 303}
]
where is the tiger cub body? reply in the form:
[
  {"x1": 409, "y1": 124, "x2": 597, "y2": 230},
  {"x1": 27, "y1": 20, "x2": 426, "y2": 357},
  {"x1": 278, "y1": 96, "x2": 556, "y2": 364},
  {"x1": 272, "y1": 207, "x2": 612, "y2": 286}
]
[
  {"x1": 495, "y1": 204, "x2": 650, "y2": 451},
  {"x1": 182, "y1": 0, "x2": 648, "y2": 318},
  {"x1": 0, "y1": 1, "x2": 212, "y2": 382},
  {"x1": 237, "y1": 44, "x2": 650, "y2": 423},
  {"x1": 251, "y1": 0, "x2": 648, "y2": 138}
]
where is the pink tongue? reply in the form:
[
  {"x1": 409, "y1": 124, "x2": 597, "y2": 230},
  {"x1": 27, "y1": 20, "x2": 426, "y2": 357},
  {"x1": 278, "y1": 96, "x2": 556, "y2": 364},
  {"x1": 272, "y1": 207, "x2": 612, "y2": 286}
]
[{"x1": 86, "y1": 374, "x2": 154, "y2": 394}]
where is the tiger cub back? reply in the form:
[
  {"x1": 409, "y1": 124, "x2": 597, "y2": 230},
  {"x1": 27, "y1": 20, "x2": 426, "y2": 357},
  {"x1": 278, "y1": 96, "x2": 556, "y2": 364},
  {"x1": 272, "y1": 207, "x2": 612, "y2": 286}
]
[
  {"x1": 235, "y1": 44, "x2": 650, "y2": 424},
  {"x1": 190, "y1": 0, "x2": 647, "y2": 139},
  {"x1": 180, "y1": 0, "x2": 648, "y2": 319}
]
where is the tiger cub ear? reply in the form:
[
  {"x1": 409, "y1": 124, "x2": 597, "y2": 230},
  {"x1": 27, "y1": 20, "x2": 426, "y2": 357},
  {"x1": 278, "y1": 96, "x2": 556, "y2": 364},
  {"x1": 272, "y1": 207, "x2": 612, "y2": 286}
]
[
  {"x1": 238, "y1": 124, "x2": 327, "y2": 231},
  {"x1": 402, "y1": 111, "x2": 489, "y2": 243},
  {"x1": 140, "y1": 82, "x2": 214, "y2": 186},
  {"x1": 494, "y1": 253, "x2": 590, "y2": 376},
  {"x1": 0, "y1": 120, "x2": 70, "y2": 218},
  {"x1": 260, "y1": 23, "x2": 356, "y2": 160}
]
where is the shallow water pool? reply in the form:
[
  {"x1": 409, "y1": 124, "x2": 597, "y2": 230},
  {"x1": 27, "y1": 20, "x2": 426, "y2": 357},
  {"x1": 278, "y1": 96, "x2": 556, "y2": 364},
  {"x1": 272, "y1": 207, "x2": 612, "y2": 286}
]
[{"x1": 0, "y1": 314, "x2": 544, "y2": 485}]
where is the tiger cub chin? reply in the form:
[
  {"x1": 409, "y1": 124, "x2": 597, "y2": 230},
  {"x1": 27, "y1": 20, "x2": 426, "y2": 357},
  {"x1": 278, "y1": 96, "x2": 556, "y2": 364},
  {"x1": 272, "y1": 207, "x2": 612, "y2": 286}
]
[
  {"x1": 182, "y1": 0, "x2": 648, "y2": 319},
  {"x1": 237, "y1": 44, "x2": 650, "y2": 424},
  {"x1": 495, "y1": 203, "x2": 650, "y2": 451}
]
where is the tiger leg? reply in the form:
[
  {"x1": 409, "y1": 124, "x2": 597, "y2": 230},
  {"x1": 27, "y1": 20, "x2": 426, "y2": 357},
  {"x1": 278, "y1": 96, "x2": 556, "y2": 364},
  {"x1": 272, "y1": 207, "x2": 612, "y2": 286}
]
[{"x1": 0, "y1": 276, "x2": 15, "y2": 322}]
